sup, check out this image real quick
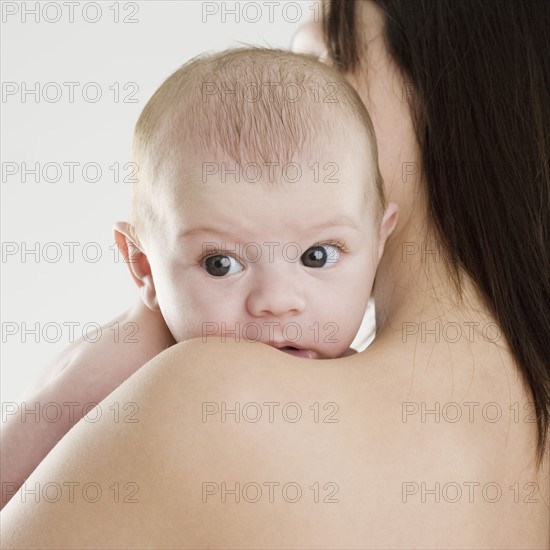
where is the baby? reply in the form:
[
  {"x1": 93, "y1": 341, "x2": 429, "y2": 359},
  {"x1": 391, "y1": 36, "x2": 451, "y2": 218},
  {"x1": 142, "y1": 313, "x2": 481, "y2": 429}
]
[
  {"x1": 1, "y1": 48, "x2": 397, "y2": 508},
  {"x1": 115, "y1": 47, "x2": 397, "y2": 359}
]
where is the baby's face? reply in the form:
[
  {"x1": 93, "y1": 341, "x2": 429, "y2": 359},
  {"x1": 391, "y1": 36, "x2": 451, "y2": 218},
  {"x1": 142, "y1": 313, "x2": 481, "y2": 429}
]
[{"x1": 143, "y1": 145, "x2": 383, "y2": 359}]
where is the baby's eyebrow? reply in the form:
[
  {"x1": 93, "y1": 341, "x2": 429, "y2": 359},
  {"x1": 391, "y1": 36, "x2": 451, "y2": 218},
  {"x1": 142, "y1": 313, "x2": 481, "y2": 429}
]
[
  {"x1": 178, "y1": 226, "x2": 234, "y2": 240},
  {"x1": 177, "y1": 216, "x2": 362, "y2": 244},
  {"x1": 179, "y1": 217, "x2": 361, "y2": 240},
  {"x1": 306, "y1": 216, "x2": 362, "y2": 232}
]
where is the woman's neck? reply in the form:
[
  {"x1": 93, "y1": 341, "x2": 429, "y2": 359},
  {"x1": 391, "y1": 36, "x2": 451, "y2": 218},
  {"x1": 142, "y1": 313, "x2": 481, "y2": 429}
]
[{"x1": 373, "y1": 212, "x2": 508, "y2": 354}]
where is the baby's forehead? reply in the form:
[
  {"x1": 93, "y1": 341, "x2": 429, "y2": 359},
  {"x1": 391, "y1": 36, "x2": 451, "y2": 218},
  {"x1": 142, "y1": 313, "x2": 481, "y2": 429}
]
[
  {"x1": 154, "y1": 131, "x2": 379, "y2": 229},
  {"x1": 165, "y1": 139, "x2": 374, "y2": 193},
  {"x1": 160, "y1": 155, "x2": 376, "y2": 232}
]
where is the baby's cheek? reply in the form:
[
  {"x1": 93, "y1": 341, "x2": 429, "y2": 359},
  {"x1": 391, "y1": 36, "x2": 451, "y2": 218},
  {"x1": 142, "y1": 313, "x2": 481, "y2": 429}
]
[
  {"x1": 330, "y1": 260, "x2": 375, "y2": 349},
  {"x1": 152, "y1": 276, "x2": 204, "y2": 342},
  {"x1": 160, "y1": 303, "x2": 201, "y2": 343},
  {"x1": 307, "y1": 293, "x2": 354, "y2": 354},
  {"x1": 332, "y1": 304, "x2": 364, "y2": 353},
  {"x1": 162, "y1": 283, "x2": 240, "y2": 343}
]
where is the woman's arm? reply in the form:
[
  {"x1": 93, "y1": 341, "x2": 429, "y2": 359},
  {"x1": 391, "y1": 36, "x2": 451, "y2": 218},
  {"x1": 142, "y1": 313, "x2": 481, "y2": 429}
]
[{"x1": 1, "y1": 339, "x2": 548, "y2": 549}]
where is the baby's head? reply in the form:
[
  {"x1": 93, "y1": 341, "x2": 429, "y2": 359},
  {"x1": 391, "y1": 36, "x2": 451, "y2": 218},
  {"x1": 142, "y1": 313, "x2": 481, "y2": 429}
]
[{"x1": 117, "y1": 48, "x2": 397, "y2": 359}]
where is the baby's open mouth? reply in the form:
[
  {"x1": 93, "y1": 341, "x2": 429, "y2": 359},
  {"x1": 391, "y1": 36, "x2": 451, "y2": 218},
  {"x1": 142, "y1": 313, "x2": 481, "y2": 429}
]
[{"x1": 275, "y1": 345, "x2": 318, "y2": 359}]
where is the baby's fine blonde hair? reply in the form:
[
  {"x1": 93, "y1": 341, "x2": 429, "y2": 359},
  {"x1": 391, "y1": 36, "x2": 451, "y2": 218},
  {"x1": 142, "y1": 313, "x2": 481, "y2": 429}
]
[{"x1": 130, "y1": 47, "x2": 384, "y2": 245}]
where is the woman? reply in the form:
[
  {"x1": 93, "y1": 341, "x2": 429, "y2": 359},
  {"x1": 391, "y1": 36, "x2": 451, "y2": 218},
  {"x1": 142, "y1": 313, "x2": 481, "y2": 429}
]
[{"x1": 2, "y1": 1, "x2": 548, "y2": 547}]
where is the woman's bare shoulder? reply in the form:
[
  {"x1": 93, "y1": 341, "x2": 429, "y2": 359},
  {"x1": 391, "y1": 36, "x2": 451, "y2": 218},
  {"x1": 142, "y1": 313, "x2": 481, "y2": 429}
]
[
  {"x1": 1, "y1": 338, "x2": 548, "y2": 549},
  {"x1": 162, "y1": 339, "x2": 549, "y2": 548}
]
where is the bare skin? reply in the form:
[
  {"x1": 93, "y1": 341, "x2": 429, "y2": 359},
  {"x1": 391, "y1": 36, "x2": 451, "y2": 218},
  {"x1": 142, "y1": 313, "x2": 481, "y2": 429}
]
[
  {"x1": 1, "y1": 335, "x2": 548, "y2": 549},
  {"x1": 0, "y1": 300, "x2": 176, "y2": 510},
  {"x1": 1, "y1": 2, "x2": 548, "y2": 547},
  {"x1": 0, "y1": 161, "x2": 378, "y2": 512}
]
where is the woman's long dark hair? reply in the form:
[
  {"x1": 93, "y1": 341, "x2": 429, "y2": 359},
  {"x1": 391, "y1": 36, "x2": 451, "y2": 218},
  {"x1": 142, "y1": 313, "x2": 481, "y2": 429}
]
[{"x1": 324, "y1": 0, "x2": 549, "y2": 466}]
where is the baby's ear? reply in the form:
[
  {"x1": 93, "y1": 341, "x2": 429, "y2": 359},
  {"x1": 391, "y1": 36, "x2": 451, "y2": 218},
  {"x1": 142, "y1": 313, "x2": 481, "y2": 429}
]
[
  {"x1": 113, "y1": 221, "x2": 159, "y2": 311},
  {"x1": 377, "y1": 202, "x2": 399, "y2": 262}
]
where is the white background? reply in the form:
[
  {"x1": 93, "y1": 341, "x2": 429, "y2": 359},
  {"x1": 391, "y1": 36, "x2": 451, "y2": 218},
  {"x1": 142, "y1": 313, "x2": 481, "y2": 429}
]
[{"x1": 1, "y1": 0, "x2": 374, "y2": 405}]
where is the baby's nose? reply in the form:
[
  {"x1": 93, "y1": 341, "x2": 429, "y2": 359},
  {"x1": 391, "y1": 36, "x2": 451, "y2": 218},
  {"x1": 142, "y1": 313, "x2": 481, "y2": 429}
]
[{"x1": 246, "y1": 273, "x2": 306, "y2": 318}]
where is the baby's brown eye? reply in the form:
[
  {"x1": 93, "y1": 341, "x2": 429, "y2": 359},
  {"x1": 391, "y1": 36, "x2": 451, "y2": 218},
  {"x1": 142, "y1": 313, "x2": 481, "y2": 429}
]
[
  {"x1": 204, "y1": 255, "x2": 243, "y2": 277},
  {"x1": 301, "y1": 245, "x2": 340, "y2": 268}
]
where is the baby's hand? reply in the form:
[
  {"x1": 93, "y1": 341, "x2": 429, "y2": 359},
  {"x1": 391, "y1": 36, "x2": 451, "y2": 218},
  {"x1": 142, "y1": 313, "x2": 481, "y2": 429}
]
[
  {"x1": 0, "y1": 300, "x2": 175, "y2": 510},
  {"x1": 340, "y1": 348, "x2": 358, "y2": 357}
]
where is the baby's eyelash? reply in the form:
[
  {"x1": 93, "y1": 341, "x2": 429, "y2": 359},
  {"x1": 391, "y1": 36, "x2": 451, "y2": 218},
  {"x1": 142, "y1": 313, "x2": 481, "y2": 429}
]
[
  {"x1": 312, "y1": 240, "x2": 349, "y2": 253},
  {"x1": 195, "y1": 240, "x2": 349, "y2": 265}
]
